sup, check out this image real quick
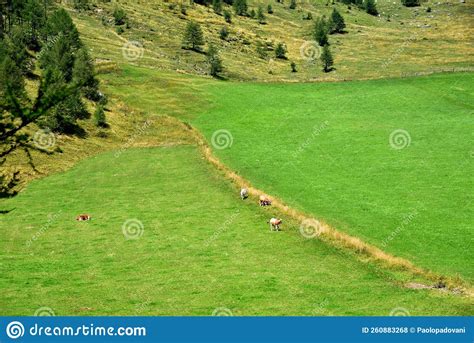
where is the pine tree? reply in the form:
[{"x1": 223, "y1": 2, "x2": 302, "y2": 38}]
[
  {"x1": 257, "y1": 6, "x2": 266, "y2": 24},
  {"x1": 233, "y1": 0, "x2": 248, "y2": 16},
  {"x1": 213, "y1": 0, "x2": 223, "y2": 14},
  {"x1": 45, "y1": 9, "x2": 82, "y2": 50},
  {"x1": 365, "y1": 0, "x2": 378, "y2": 16},
  {"x1": 94, "y1": 105, "x2": 107, "y2": 127},
  {"x1": 224, "y1": 10, "x2": 232, "y2": 23},
  {"x1": 402, "y1": 0, "x2": 420, "y2": 6},
  {"x1": 320, "y1": 44, "x2": 334, "y2": 72},
  {"x1": 219, "y1": 26, "x2": 229, "y2": 40},
  {"x1": 314, "y1": 17, "x2": 328, "y2": 46},
  {"x1": 275, "y1": 42, "x2": 287, "y2": 59},
  {"x1": 267, "y1": 4, "x2": 273, "y2": 14},
  {"x1": 206, "y1": 44, "x2": 223, "y2": 77},
  {"x1": 113, "y1": 7, "x2": 127, "y2": 25},
  {"x1": 329, "y1": 9, "x2": 345, "y2": 34},
  {"x1": 182, "y1": 21, "x2": 204, "y2": 51},
  {"x1": 73, "y1": 47, "x2": 100, "y2": 101},
  {"x1": 290, "y1": 61, "x2": 297, "y2": 72}
]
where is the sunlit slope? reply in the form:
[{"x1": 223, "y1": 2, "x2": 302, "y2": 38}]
[
  {"x1": 192, "y1": 72, "x2": 474, "y2": 282},
  {"x1": 1, "y1": 146, "x2": 471, "y2": 315}
]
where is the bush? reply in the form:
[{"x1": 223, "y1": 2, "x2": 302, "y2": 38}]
[
  {"x1": 267, "y1": 4, "x2": 273, "y2": 14},
  {"x1": 256, "y1": 41, "x2": 268, "y2": 59},
  {"x1": 94, "y1": 105, "x2": 107, "y2": 128},
  {"x1": 224, "y1": 10, "x2": 232, "y2": 23},
  {"x1": 213, "y1": 0, "x2": 223, "y2": 14},
  {"x1": 402, "y1": 0, "x2": 420, "y2": 6},
  {"x1": 219, "y1": 26, "x2": 229, "y2": 40},
  {"x1": 275, "y1": 42, "x2": 287, "y2": 59},
  {"x1": 290, "y1": 61, "x2": 297, "y2": 72},
  {"x1": 113, "y1": 7, "x2": 127, "y2": 26},
  {"x1": 73, "y1": 0, "x2": 90, "y2": 11},
  {"x1": 365, "y1": 0, "x2": 378, "y2": 15},
  {"x1": 257, "y1": 6, "x2": 266, "y2": 24},
  {"x1": 289, "y1": 0, "x2": 297, "y2": 9},
  {"x1": 233, "y1": 0, "x2": 248, "y2": 16}
]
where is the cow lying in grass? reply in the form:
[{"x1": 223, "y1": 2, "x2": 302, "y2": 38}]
[
  {"x1": 240, "y1": 188, "x2": 249, "y2": 200},
  {"x1": 259, "y1": 195, "x2": 272, "y2": 206},
  {"x1": 76, "y1": 214, "x2": 91, "y2": 221},
  {"x1": 269, "y1": 218, "x2": 282, "y2": 231}
]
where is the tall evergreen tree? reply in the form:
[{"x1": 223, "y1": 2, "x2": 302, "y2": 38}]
[
  {"x1": 233, "y1": 0, "x2": 247, "y2": 16},
  {"x1": 182, "y1": 21, "x2": 204, "y2": 51},
  {"x1": 365, "y1": 0, "x2": 378, "y2": 15},
  {"x1": 73, "y1": 47, "x2": 99, "y2": 101},
  {"x1": 329, "y1": 8, "x2": 345, "y2": 34},
  {"x1": 206, "y1": 43, "x2": 223, "y2": 77},
  {"x1": 320, "y1": 44, "x2": 334, "y2": 72},
  {"x1": 257, "y1": 5, "x2": 266, "y2": 24},
  {"x1": 314, "y1": 17, "x2": 328, "y2": 46},
  {"x1": 275, "y1": 42, "x2": 287, "y2": 59},
  {"x1": 45, "y1": 8, "x2": 82, "y2": 50},
  {"x1": 213, "y1": 0, "x2": 223, "y2": 14}
]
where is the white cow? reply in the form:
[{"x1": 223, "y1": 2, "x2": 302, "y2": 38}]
[
  {"x1": 269, "y1": 218, "x2": 282, "y2": 231},
  {"x1": 240, "y1": 188, "x2": 249, "y2": 200}
]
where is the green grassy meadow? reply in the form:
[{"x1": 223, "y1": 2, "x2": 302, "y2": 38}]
[
  {"x1": 190, "y1": 72, "x2": 474, "y2": 283},
  {"x1": 0, "y1": 147, "x2": 472, "y2": 315}
]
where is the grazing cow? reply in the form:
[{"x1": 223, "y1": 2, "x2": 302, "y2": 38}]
[
  {"x1": 240, "y1": 188, "x2": 249, "y2": 200},
  {"x1": 76, "y1": 214, "x2": 91, "y2": 221},
  {"x1": 269, "y1": 218, "x2": 282, "y2": 231},
  {"x1": 259, "y1": 195, "x2": 272, "y2": 206}
]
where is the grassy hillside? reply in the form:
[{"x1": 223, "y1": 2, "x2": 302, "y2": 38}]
[
  {"x1": 71, "y1": 0, "x2": 473, "y2": 81},
  {"x1": 191, "y1": 72, "x2": 474, "y2": 282},
  {"x1": 1, "y1": 146, "x2": 472, "y2": 315},
  {"x1": 95, "y1": 65, "x2": 473, "y2": 283}
]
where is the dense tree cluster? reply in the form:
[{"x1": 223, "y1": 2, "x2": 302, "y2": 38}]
[{"x1": 0, "y1": 1, "x2": 103, "y2": 196}]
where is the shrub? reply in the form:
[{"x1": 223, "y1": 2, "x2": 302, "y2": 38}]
[
  {"x1": 213, "y1": 0, "x2": 223, "y2": 14},
  {"x1": 94, "y1": 105, "x2": 107, "y2": 128},
  {"x1": 402, "y1": 0, "x2": 420, "y2": 6},
  {"x1": 275, "y1": 42, "x2": 287, "y2": 59},
  {"x1": 113, "y1": 7, "x2": 127, "y2": 25},
  {"x1": 207, "y1": 44, "x2": 223, "y2": 77},
  {"x1": 365, "y1": 0, "x2": 378, "y2": 15},
  {"x1": 290, "y1": 61, "x2": 297, "y2": 72},
  {"x1": 219, "y1": 26, "x2": 229, "y2": 40},
  {"x1": 224, "y1": 10, "x2": 232, "y2": 23},
  {"x1": 233, "y1": 0, "x2": 248, "y2": 16}
]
